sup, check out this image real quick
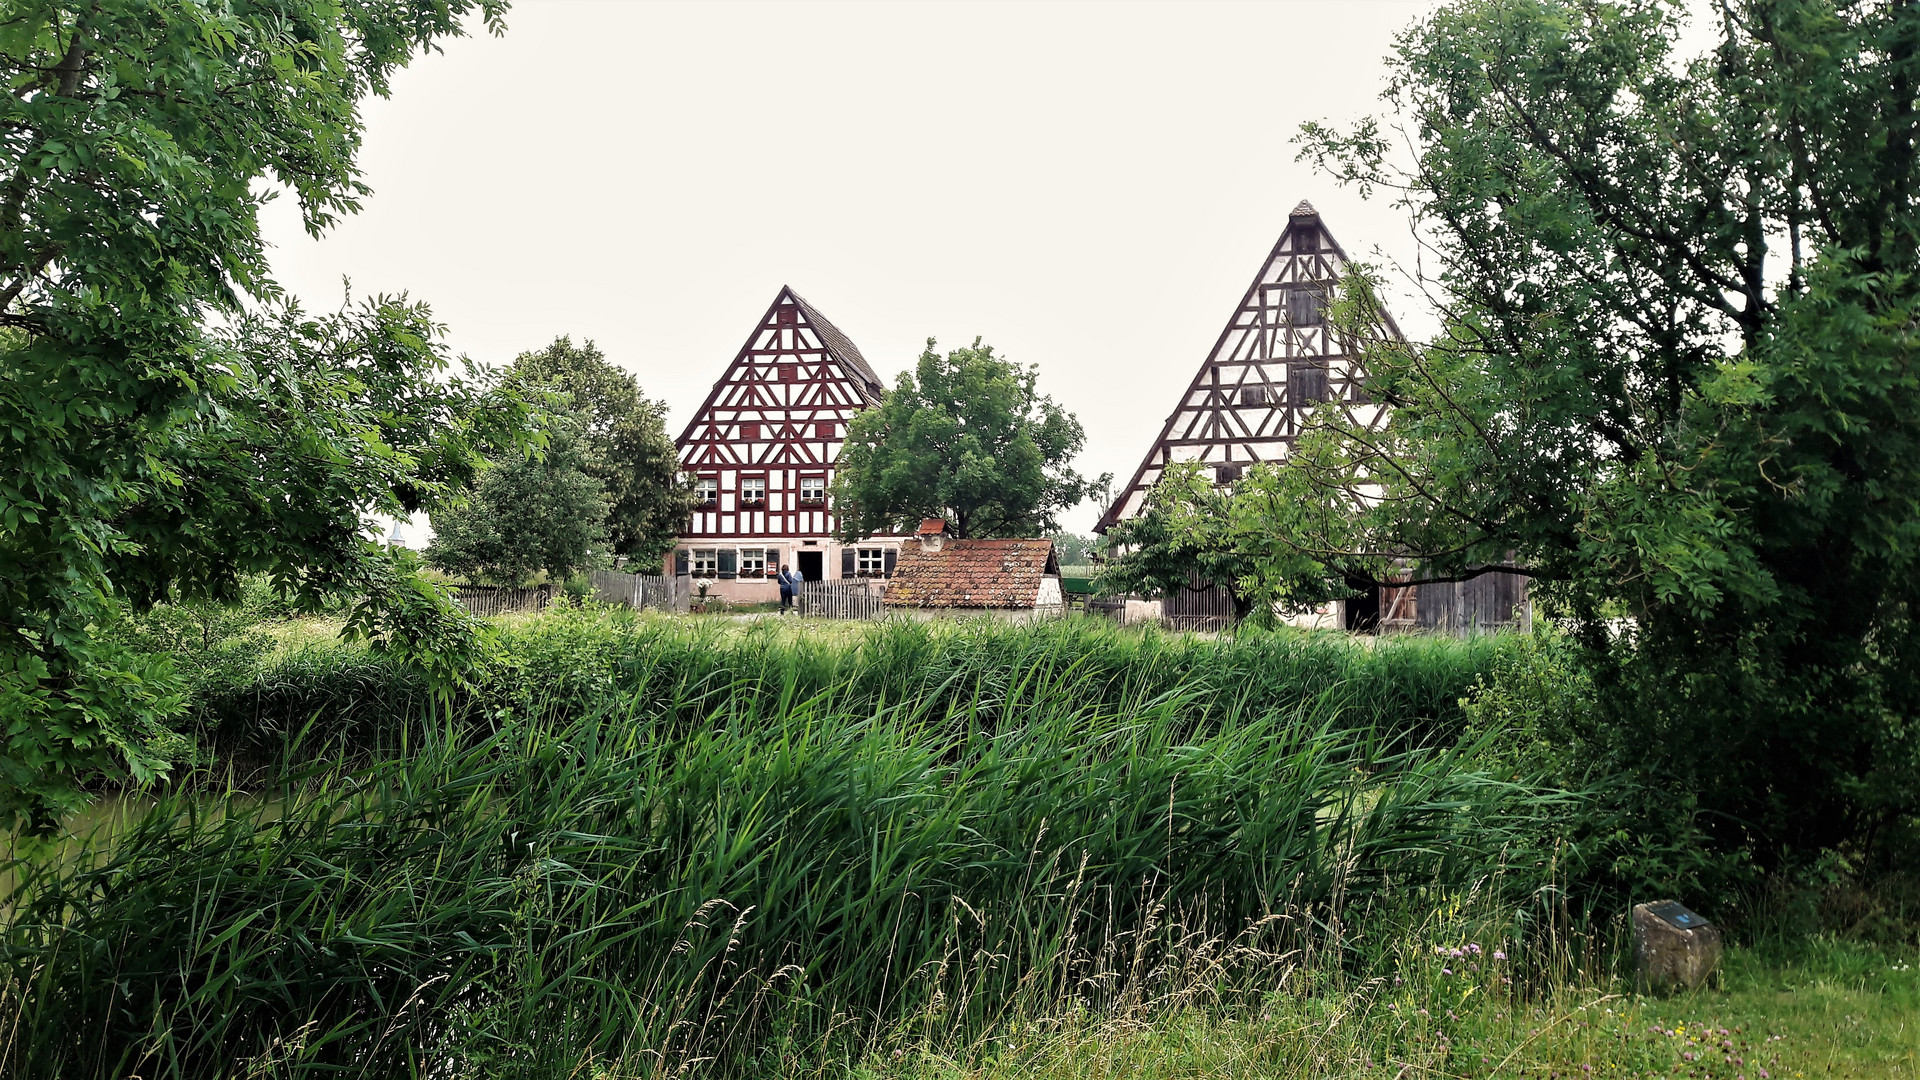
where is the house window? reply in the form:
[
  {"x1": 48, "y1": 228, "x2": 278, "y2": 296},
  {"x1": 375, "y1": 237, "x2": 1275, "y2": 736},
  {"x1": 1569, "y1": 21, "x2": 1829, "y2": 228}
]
[
  {"x1": 799, "y1": 476, "x2": 826, "y2": 503},
  {"x1": 1214, "y1": 463, "x2": 1244, "y2": 485},
  {"x1": 740, "y1": 476, "x2": 767, "y2": 505},
  {"x1": 695, "y1": 476, "x2": 719, "y2": 505},
  {"x1": 1239, "y1": 385, "x2": 1267, "y2": 406},
  {"x1": 1292, "y1": 363, "x2": 1329, "y2": 404},
  {"x1": 740, "y1": 422, "x2": 761, "y2": 440},
  {"x1": 816, "y1": 421, "x2": 836, "y2": 439},
  {"x1": 691, "y1": 548, "x2": 718, "y2": 576},
  {"x1": 778, "y1": 364, "x2": 798, "y2": 382},
  {"x1": 1287, "y1": 287, "x2": 1325, "y2": 327},
  {"x1": 777, "y1": 304, "x2": 798, "y2": 326},
  {"x1": 857, "y1": 547, "x2": 887, "y2": 577},
  {"x1": 739, "y1": 548, "x2": 766, "y2": 578}
]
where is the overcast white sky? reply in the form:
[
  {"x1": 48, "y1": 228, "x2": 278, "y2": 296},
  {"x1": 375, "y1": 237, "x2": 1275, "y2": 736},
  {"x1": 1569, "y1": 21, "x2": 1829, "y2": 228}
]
[{"x1": 260, "y1": 0, "x2": 1457, "y2": 535}]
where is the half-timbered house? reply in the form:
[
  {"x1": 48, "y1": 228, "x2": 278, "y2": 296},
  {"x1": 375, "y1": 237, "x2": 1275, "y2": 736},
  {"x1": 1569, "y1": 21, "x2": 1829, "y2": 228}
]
[
  {"x1": 668, "y1": 287, "x2": 903, "y2": 603},
  {"x1": 1096, "y1": 201, "x2": 1526, "y2": 633}
]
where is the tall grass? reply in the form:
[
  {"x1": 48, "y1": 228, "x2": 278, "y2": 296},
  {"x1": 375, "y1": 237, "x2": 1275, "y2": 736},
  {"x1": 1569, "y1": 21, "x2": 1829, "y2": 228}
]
[
  {"x1": 1, "y1": 636, "x2": 1560, "y2": 1078},
  {"x1": 188, "y1": 610, "x2": 1513, "y2": 774}
]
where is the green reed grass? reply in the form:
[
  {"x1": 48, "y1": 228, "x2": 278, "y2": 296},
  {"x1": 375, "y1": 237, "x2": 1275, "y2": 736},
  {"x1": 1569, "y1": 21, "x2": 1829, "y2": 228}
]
[
  {"x1": 1, "y1": 634, "x2": 1560, "y2": 1079},
  {"x1": 189, "y1": 610, "x2": 1513, "y2": 775}
]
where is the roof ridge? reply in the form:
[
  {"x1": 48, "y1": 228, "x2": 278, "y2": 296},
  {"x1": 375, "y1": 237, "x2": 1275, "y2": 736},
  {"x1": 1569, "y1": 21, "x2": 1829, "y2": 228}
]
[{"x1": 784, "y1": 287, "x2": 884, "y2": 397}]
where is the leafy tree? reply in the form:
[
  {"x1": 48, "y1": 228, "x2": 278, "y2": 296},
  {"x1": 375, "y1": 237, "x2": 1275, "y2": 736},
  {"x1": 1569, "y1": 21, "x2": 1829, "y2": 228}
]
[
  {"x1": 1096, "y1": 463, "x2": 1339, "y2": 621},
  {"x1": 834, "y1": 338, "x2": 1109, "y2": 540},
  {"x1": 505, "y1": 337, "x2": 693, "y2": 564},
  {"x1": 0, "y1": 0, "x2": 516, "y2": 828},
  {"x1": 424, "y1": 419, "x2": 611, "y2": 585},
  {"x1": 1122, "y1": 0, "x2": 1920, "y2": 878},
  {"x1": 1046, "y1": 530, "x2": 1096, "y2": 566}
]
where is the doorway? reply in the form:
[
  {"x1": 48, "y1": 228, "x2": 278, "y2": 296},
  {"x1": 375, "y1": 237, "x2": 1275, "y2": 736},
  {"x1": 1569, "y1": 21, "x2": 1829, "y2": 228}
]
[
  {"x1": 1343, "y1": 577, "x2": 1380, "y2": 633},
  {"x1": 797, "y1": 550, "x2": 824, "y2": 582}
]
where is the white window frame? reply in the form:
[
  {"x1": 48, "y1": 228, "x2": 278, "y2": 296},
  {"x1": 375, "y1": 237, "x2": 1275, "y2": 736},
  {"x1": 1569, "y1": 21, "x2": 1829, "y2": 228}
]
[
  {"x1": 694, "y1": 476, "x2": 719, "y2": 504},
  {"x1": 740, "y1": 476, "x2": 767, "y2": 506},
  {"x1": 857, "y1": 547, "x2": 887, "y2": 577},
  {"x1": 691, "y1": 548, "x2": 718, "y2": 576},
  {"x1": 799, "y1": 476, "x2": 826, "y2": 504},
  {"x1": 739, "y1": 548, "x2": 767, "y2": 577}
]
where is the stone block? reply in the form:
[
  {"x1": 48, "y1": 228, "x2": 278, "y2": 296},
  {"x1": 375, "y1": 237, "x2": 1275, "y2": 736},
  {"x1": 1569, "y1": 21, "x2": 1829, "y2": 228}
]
[{"x1": 1632, "y1": 900, "x2": 1721, "y2": 993}]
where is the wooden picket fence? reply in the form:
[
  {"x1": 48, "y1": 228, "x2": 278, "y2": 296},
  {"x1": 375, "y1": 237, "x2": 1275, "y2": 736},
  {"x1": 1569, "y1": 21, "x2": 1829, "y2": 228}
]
[
  {"x1": 589, "y1": 570, "x2": 680, "y2": 613},
  {"x1": 1160, "y1": 573, "x2": 1238, "y2": 632},
  {"x1": 797, "y1": 579, "x2": 886, "y2": 620},
  {"x1": 452, "y1": 584, "x2": 554, "y2": 617}
]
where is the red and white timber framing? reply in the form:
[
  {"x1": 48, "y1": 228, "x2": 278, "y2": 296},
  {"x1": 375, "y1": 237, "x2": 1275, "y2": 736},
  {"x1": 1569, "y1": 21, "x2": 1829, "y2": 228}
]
[
  {"x1": 669, "y1": 286, "x2": 902, "y2": 600},
  {"x1": 1095, "y1": 200, "x2": 1398, "y2": 533}
]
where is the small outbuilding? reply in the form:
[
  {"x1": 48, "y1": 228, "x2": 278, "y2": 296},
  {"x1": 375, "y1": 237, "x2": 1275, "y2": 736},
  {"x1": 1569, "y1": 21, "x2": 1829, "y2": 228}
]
[{"x1": 883, "y1": 520, "x2": 1064, "y2": 621}]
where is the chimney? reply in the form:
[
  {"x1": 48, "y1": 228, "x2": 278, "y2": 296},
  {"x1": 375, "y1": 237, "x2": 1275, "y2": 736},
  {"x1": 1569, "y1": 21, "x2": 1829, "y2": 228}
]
[{"x1": 916, "y1": 517, "x2": 950, "y2": 553}]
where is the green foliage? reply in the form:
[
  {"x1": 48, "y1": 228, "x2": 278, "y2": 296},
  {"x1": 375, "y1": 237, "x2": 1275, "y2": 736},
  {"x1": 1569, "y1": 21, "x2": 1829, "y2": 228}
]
[
  {"x1": 1108, "y1": 0, "x2": 1920, "y2": 875},
  {"x1": 424, "y1": 415, "x2": 611, "y2": 585},
  {"x1": 1045, "y1": 529, "x2": 1095, "y2": 566},
  {"x1": 505, "y1": 337, "x2": 694, "y2": 564},
  {"x1": 0, "y1": 0, "x2": 518, "y2": 827},
  {"x1": 0, "y1": 636, "x2": 1556, "y2": 1077},
  {"x1": 179, "y1": 609, "x2": 1517, "y2": 768},
  {"x1": 834, "y1": 338, "x2": 1109, "y2": 539},
  {"x1": 1097, "y1": 462, "x2": 1350, "y2": 618}
]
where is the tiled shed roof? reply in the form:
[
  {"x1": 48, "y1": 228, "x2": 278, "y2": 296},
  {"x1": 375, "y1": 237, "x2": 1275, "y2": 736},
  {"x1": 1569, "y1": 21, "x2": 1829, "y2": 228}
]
[{"x1": 884, "y1": 539, "x2": 1059, "y2": 609}]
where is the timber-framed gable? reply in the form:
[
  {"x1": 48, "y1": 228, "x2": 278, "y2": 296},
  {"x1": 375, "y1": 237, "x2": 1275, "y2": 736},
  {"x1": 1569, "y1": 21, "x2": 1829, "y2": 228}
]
[{"x1": 1096, "y1": 201, "x2": 1396, "y2": 532}]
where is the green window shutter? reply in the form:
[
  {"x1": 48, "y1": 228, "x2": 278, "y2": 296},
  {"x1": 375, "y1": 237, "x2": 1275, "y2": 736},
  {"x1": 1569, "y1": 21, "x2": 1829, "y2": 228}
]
[
  {"x1": 673, "y1": 549, "x2": 689, "y2": 575},
  {"x1": 883, "y1": 548, "x2": 897, "y2": 577},
  {"x1": 841, "y1": 548, "x2": 856, "y2": 577},
  {"x1": 718, "y1": 550, "x2": 737, "y2": 579}
]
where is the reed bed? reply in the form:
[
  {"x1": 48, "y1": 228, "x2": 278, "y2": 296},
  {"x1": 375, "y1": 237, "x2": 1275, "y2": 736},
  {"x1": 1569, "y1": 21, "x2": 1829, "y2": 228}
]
[
  {"x1": 0, "y1": 620, "x2": 1555, "y2": 1079},
  {"x1": 188, "y1": 609, "x2": 1513, "y2": 773}
]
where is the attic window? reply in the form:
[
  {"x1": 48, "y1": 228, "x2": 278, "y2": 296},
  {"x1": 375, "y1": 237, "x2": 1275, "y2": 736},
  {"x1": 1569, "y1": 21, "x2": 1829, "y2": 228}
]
[
  {"x1": 816, "y1": 421, "x2": 836, "y2": 438},
  {"x1": 740, "y1": 422, "x2": 760, "y2": 440},
  {"x1": 1239, "y1": 385, "x2": 1268, "y2": 406},
  {"x1": 777, "y1": 305, "x2": 798, "y2": 325},
  {"x1": 778, "y1": 364, "x2": 797, "y2": 382},
  {"x1": 1214, "y1": 463, "x2": 1244, "y2": 485},
  {"x1": 1292, "y1": 363, "x2": 1329, "y2": 404},
  {"x1": 1287, "y1": 288, "x2": 1325, "y2": 327}
]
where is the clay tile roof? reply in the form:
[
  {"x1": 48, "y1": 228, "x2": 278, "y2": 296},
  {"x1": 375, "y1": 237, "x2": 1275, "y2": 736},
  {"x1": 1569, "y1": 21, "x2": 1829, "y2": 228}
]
[
  {"x1": 916, "y1": 518, "x2": 949, "y2": 535},
  {"x1": 884, "y1": 539, "x2": 1058, "y2": 609},
  {"x1": 785, "y1": 287, "x2": 885, "y2": 402}
]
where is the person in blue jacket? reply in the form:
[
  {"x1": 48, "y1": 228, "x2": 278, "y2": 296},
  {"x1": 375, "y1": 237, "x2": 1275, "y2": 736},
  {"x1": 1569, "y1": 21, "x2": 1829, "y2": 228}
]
[{"x1": 777, "y1": 563, "x2": 801, "y2": 613}]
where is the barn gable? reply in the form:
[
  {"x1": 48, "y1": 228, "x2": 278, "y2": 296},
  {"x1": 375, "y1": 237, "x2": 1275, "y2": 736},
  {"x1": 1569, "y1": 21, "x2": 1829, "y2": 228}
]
[
  {"x1": 1095, "y1": 201, "x2": 1398, "y2": 532},
  {"x1": 678, "y1": 287, "x2": 884, "y2": 539}
]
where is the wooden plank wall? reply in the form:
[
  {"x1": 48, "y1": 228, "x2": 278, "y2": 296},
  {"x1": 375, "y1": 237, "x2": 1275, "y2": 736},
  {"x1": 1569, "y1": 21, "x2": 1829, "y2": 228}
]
[{"x1": 1412, "y1": 571, "x2": 1529, "y2": 634}]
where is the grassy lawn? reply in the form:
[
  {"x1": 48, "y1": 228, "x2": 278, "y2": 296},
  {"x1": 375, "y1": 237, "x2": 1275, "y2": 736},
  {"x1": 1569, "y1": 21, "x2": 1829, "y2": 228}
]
[{"x1": 862, "y1": 940, "x2": 1918, "y2": 1080}]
